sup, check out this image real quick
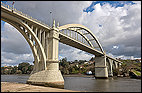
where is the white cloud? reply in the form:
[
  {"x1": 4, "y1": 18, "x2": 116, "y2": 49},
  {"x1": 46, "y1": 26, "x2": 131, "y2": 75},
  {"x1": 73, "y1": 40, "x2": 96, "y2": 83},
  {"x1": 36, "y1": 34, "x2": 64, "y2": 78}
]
[
  {"x1": 113, "y1": 46, "x2": 119, "y2": 49},
  {"x1": 12, "y1": 1, "x2": 92, "y2": 26},
  {"x1": 79, "y1": 2, "x2": 141, "y2": 58},
  {"x1": 1, "y1": 51, "x2": 34, "y2": 66},
  {"x1": 1, "y1": 23, "x2": 34, "y2": 66},
  {"x1": 1, "y1": 23, "x2": 31, "y2": 54},
  {"x1": 59, "y1": 43, "x2": 94, "y2": 61}
]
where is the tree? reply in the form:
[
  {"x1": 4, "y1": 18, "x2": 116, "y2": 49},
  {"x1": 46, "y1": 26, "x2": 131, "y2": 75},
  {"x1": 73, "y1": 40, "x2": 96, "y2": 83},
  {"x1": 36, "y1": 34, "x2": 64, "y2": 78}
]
[
  {"x1": 74, "y1": 60, "x2": 78, "y2": 63},
  {"x1": 27, "y1": 65, "x2": 34, "y2": 73},
  {"x1": 18, "y1": 62, "x2": 30, "y2": 74},
  {"x1": 1, "y1": 67, "x2": 5, "y2": 74},
  {"x1": 90, "y1": 57, "x2": 95, "y2": 61},
  {"x1": 59, "y1": 57, "x2": 70, "y2": 75},
  {"x1": 16, "y1": 70, "x2": 22, "y2": 74},
  {"x1": 11, "y1": 66, "x2": 18, "y2": 74}
]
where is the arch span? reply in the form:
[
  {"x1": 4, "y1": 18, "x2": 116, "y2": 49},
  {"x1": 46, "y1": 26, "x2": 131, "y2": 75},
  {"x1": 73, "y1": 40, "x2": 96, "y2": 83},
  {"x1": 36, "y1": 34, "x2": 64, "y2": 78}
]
[
  {"x1": 59, "y1": 24, "x2": 104, "y2": 54},
  {"x1": 1, "y1": 13, "x2": 47, "y2": 72}
]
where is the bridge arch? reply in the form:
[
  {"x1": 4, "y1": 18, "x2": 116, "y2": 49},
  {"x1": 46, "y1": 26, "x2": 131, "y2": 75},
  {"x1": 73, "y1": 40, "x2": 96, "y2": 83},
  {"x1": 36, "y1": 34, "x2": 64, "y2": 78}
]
[
  {"x1": 1, "y1": 14, "x2": 47, "y2": 72},
  {"x1": 59, "y1": 24, "x2": 104, "y2": 54}
]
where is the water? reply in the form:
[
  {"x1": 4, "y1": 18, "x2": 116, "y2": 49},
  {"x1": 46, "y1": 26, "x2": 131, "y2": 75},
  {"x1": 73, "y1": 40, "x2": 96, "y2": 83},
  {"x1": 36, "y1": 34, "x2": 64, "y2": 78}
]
[{"x1": 1, "y1": 75, "x2": 141, "y2": 92}]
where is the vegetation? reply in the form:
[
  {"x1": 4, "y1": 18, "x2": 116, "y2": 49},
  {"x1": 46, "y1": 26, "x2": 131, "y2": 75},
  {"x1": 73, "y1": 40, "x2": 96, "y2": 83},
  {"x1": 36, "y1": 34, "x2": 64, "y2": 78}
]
[
  {"x1": 1, "y1": 62, "x2": 33, "y2": 75},
  {"x1": 59, "y1": 57, "x2": 95, "y2": 75},
  {"x1": 1, "y1": 57, "x2": 141, "y2": 78},
  {"x1": 131, "y1": 69, "x2": 141, "y2": 76},
  {"x1": 117, "y1": 59, "x2": 141, "y2": 77}
]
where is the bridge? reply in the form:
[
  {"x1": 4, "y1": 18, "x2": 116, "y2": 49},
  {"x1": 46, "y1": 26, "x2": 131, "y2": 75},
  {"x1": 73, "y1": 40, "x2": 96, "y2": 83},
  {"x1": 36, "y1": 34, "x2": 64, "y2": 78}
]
[{"x1": 1, "y1": 2, "x2": 122, "y2": 88}]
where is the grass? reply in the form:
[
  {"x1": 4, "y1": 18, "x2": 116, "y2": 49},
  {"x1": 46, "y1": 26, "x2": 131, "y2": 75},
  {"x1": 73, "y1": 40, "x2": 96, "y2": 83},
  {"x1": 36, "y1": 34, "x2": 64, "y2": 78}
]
[{"x1": 132, "y1": 70, "x2": 141, "y2": 76}]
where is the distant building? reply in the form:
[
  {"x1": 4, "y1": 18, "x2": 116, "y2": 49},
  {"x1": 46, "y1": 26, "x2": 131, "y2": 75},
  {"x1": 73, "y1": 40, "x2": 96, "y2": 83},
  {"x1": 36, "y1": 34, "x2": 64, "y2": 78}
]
[
  {"x1": 86, "y1": 71, "x2": 92, "y2": 75},
  {"x1": 135, "y1": 59, "x2": 141, "y2": 63},
  {"x1": 80, "y1": 65, "x2": 84, "y2": 68},
  {"x1": 5, "y1": 68, "x2": 9, "y2": 71},
  {"x1": 139, "y1": 59, "x2": 141, "y2": 62},
  {"x1": 4, "y1": 66, "x2": 7, "y2": 67},
  {"x1": 76, "y1": 64, "x2": 79, "y2": 67},
  {"x1": 130, "y1": 56, "x2": 134, "y2": 60},
  {"x1": 84, "y1": 62, "x2": 88, "y2": 64}
]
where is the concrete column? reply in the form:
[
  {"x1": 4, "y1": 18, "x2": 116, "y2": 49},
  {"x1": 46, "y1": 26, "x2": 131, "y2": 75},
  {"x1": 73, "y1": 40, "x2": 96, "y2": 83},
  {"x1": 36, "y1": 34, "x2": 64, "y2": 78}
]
[
  {"x1": 118, "y1": 62, "x2": 121, "y2": 68},
  {"x1": 70, "y1": 30, "x2": 71, "y2": 37},
  {"x1": 114, "y1": 61, "x2": 118, "y2": 69},
  {"x1": 82, "y1": 36, "x2": 83, "y2": 43},
  {"x1": 37, "y1": 29, "x2": 41, "y2": 60},
  {"x1": 41, "y1": 31, "x2": 45, "y2": 50},
  {"x1": 75, "y1": 32, "x2": 76, "y2": 40},
  {"x1": 31, "y1": 25, "x2": 33, "y2": 41},
  {"x1": 34, "y1": 27, "x2": 40, "y2": 72},
  {"x1": 94, "y1": 55, "x2": 108, "y2": 78},
  {"x1": 108, "y1": 59, "x2": 113, "y2": 77},
  {"x1": 45, "y1": 32, "x2": 49, "y2": 59},
  {"x1": 77, "y1": 32, "x2": 78, "y2": 41},
  {"x1": 27, "y1": 21, "x2": 64, "y2": 88}
]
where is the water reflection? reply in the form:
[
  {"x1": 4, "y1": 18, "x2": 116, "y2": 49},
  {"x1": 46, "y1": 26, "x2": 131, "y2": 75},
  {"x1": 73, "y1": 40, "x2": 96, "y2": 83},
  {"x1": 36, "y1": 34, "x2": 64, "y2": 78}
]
[{"x1": 64, "y1": 76, "x2": 141, "y2": 92}]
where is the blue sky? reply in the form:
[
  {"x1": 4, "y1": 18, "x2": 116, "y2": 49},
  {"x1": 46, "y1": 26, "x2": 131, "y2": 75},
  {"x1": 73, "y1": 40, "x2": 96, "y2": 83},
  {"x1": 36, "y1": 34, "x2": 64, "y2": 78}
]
[
  {"x1": 1, "y1": 1, "x2": 141, "y2": 66},
  {"x1": 84, "y1": 1, "x2": 136, "y2": 13}
]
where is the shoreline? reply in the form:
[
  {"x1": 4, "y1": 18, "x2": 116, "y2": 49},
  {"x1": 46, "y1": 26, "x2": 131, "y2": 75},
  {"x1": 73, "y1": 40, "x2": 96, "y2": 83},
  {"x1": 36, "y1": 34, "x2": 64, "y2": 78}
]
[
  {"x1": 1, "y1": 75, "x2": 140, "y2": 92},
  {"x1": 1, "y1": 82, "x2": 81, "y2": 92},
  {"x1": 63, "y1": 74, "x2": 94, "y2": 77},
  {"x1": 2, "y1": 74, "x2": 140, "y2": 79}
]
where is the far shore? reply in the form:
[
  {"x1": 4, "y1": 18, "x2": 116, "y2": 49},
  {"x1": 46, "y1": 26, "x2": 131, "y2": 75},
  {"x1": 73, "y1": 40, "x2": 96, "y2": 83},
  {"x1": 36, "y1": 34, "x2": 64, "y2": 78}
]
[
  {"x1": 2, "y1": 74, "x2": 140, "y2": 79},
  {"x1": 63, "y1": 74, "x2": 94, "y2": 77},
  {"x1": 1, "y1": 74, "x2": 94, "y2": 77}
]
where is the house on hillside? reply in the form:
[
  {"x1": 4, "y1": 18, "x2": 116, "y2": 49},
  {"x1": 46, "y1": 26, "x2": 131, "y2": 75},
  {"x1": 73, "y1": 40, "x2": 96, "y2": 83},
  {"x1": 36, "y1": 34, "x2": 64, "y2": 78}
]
[
  {"x1": 84, "y1": 61, "x2": 88, "y2": 64},
  {"x1": 86, "y1": 71, "x2": 92, "y2": 75},
  {"x1": 136, "y1": 59, "x2": 141, "y2": 63}
]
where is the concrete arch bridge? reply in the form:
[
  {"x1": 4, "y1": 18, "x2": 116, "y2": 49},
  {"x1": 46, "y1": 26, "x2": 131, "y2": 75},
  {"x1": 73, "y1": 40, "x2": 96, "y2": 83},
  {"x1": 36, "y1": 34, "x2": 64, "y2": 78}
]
[{"x1": 1, "y1": 2, "x2": 122, "y2": 88}]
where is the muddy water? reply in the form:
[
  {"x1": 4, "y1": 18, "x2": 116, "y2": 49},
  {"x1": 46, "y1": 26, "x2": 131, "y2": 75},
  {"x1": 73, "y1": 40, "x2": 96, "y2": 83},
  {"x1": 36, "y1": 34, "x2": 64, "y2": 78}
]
[{"x1": 1, "y1": 75, "x2": 141, "y2": 92}]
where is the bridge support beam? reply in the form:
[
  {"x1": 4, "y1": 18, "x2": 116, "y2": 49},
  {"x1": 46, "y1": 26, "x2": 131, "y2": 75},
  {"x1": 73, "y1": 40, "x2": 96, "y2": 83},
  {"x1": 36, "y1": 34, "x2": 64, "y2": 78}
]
[
  {"x1": 94, "y1": 55, "x2": 108, "y2": 78},
  {"x1": 27, "y1": 21, "x2": 64, "y2": 88},
  {"x1": 107, "y1": 59, "x2": 113, "y2": 77},
  {"x1": 114, "y1": 61, "x2": 118, "y2": 69}
]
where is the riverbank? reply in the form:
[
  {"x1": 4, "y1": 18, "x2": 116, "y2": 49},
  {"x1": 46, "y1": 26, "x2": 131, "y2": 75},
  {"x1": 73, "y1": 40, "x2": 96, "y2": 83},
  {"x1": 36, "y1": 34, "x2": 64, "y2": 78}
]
[
  {"x1": 1, "y1": 82, "x2": 80, "y2": 92},
  {"x1": 63, "y1": 74, "x2": 94, "y2": 77}
]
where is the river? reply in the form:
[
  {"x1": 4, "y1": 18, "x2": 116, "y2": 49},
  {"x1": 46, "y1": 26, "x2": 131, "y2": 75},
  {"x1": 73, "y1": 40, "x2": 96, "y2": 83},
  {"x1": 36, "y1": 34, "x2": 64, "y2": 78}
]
[{"x1": 1, "y1": 74, "x2": 141, "y2": 92}]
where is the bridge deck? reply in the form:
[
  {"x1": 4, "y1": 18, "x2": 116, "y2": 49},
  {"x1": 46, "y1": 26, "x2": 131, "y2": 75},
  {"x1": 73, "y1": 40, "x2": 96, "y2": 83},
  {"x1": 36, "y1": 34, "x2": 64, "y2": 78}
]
[
  {"x1": 1, "y1": 4, "x2": 50, "y2": 30},
  {"x1": 59, "y1": 33, "x2": 104, "y2": 56}
]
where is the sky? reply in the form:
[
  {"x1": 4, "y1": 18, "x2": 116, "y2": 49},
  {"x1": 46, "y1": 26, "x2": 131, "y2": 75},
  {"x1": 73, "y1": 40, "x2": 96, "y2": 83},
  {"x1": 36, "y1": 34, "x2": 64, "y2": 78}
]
[{"x1": 1, "y1": 1, "x2": 141, "y2": 66}]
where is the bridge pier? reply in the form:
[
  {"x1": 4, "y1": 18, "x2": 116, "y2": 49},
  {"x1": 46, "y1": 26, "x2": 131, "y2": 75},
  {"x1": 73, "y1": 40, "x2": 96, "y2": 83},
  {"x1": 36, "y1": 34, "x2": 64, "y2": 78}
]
[
  {"x1": 27, "y1": 61, "x2": 64, "y2": 88},
  {"x1": 94, "y1": 55, "x2": 108, "y2": 79},
  {"x1": 27, "y1": 21, "x2": 64, "y2": 88},
  {"x1": 107, "y1": 59, "x2": 113, "y2": 77}
]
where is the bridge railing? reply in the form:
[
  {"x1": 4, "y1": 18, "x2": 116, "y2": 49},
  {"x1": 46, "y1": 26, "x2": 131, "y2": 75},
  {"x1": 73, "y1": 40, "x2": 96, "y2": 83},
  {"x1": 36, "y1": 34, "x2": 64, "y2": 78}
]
[{"x1": 1, "y1": 2, "x2": 50, "y2": 28}]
